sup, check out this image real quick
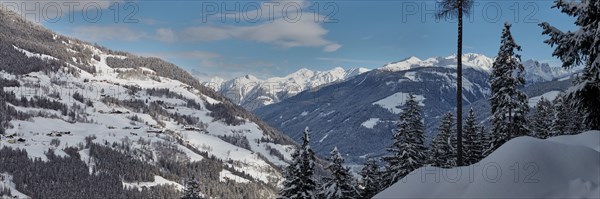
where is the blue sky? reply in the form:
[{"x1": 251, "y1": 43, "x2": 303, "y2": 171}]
[{"x1": 13, "y1": 0, "x2": 577, "y2": 80}]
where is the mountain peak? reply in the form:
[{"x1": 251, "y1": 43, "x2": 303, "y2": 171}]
[
  {"x1": 290, "y1": 68, "x2": 315, "y2": 77},
  {"x1": 243, "y1": 74, "x2": 259, "y2": 80},
  {"x1": 381, "y1": 56, "x2": 423, "y2": 71},
  {"x1": 208, "y1": 66, "x2": 369, "y2": 110},
  {"x1": 381, "y1": 53, "x2": 494, "y2": 72}
]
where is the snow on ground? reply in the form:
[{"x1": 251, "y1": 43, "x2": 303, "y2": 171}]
[
  {"x1": 319, "y1": 131, "x2": 331, "y2": 143},
  {"x1": 403, "y1": 72, "x2": 419, "y2": 81},
  {"x1": 0, "y1": 173, "x2": 30, "y2": 199},
  {"x1": 375, "y1": 131, "x2": 600, "y2": 199},
  {"x1": 373, "y1": 93, "x2": 425, "y2": 114},
  {"x1": 300, "y1": 111, "x2": 309, "y2": 116},
  {"x1": 123, "y1": 175, "x2": 184, "y2": 191},
  {"x1": 13, "y1": 45, "x2": 57, "y2": 61},
  {"x1": 361, "y1": 118, "x2": 380, "y2": 129},
  {"x1": 529, "y1": 90, "x2": 562, "y2": 107},
  {"x1": 219, "y1": 170, "x2": 250, "y2": 183},
  {"x1": 0, "y1": 48, "x2": 290, "y2": 190}
]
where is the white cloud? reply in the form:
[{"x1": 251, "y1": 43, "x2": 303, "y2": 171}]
[
  {"x1": 155, "y1": 28, "x2": 176, "y2": 43},
  {"x1": 182, "y1": 16, "x2": 341, "y2": 52},
  {"x1": 183, "y1": 0, "x2": 339, "y2": 51},
  {"x1": 323, "y1": 44, "x2": 341, "y2": 52},
  {"x1": 69, "y1": 26, "x2": 182, "y2": 43}
]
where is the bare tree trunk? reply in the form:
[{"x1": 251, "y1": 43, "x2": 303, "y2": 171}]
[{"x1": 456, "y1": 0, "x2": 464, "y2": 167}]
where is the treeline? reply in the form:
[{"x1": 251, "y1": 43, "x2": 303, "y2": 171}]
[
  {"x1": 0, "y1": 41, "x2": 63, "y2": 75},
  {"x1": 93, "y1": 133, "x2": 279, "y2": 198},
  {"x1": 89, "y1": 143, "x2": 159, "y2": 182},
  {"x1": 100, "y1": 96, "x2": 205, "y2": 127},
  {"x1": 0, "y1": 8, "x2": 99, "y2": 75},
  {"x1": 0, "y1": 90, "x2": 93, "y2": 123},
  {"x1": 144, "y1": 88, "x2": 203, "y2": 110},
  {"x1": 206, "y1": 102, "x2": 245, "y2": 125},
  {"x1": 0, "y1": 146, "x2": 180, "y2": 199},
  {"x1": 218, "y1": 134, "x2": 251, "y2": 151}
]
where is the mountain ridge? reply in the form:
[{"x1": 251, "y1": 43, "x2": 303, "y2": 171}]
[{"x1": 203, "y1": 67, "x2": 370, "y2": 110}]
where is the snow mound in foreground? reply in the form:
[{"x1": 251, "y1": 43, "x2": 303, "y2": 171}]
[{"x1": 375, "y1": 131, "x2": 600, "y2": 199}]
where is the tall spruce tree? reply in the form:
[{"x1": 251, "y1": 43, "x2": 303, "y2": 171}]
[
  {"x1": 279, "y1": 127, "x2": 317, "y2": 199},
  {"x1": 430, "y1": 112, "x2": 456, "y2": 168},
  {"x1": 359, "y1": 157, "x2": 382, "y2": 199},
  {"x1": 181, "y1": 177, "x2": 204, "y2": 199},
  {"x1": 540, "y1": 0, "x2": 600, "y2": 129},
  {"x1": 437, "y1": 0, "x2": 474, "y2": 167},
  {"x1": 463, "y1": 108, "x2": 484, "y2": 165},
  {"x1": 489, "y1": 22, "x2": 530, "y2": 152},
  {"x1": 383, "y1": 94, "x2": 427, "y2": 187},
  {"x1": 319, "y1": 147, "x2": 358, "y2": 199},
  {"x1": 531, "y1": 97, "x2": 554, "y2": 138}
]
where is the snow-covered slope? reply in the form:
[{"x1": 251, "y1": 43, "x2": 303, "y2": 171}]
[
  {"x1": 204, "y1": 67, "x2": 370, "y2": 110},
  {"x1": 375, "y1": 131, "x2": 600, "y2": 199},
  {"x1": 0, "y1": 8, "x2": 295, "y2": 198}
]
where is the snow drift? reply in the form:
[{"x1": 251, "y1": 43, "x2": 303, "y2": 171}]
[{"x1": 375, "y1": 131, "x2": 600, "y2": 199}]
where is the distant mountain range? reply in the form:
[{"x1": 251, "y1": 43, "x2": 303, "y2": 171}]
[
  {"x1": 203, "y1": 67, "x2": 369, "y2": 110},
  {"x1": 206, "y1": 54, "x2": 574, "y2": 112},
  {"x1": 249, "y1": 54, "x2": 578, "y2": 164}
]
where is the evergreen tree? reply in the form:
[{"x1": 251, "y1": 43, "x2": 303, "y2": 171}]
[
  {"x1": 530, "y1": 97, "x2": 554, "y2": 138},
  {"x1": 359, "y1": 157, "x2": 382, "y2": 199},
  {"x1": 430, "y1": 112, "x2": 456, "y2": 168},
  {"x1": 489, "y1": 22, "x2": 530, "y2": 152},
  {"x1": 480, "y1": 126, "x2": 493, "y2": 158},
  {"x1": 540, "y1": 0, "x2": 600, "y2": 129},
  {"x1": 279, "y1": 127, "x2": 317, "y2": 199},
  {"x1": 463, "y1": 108, "x2": 484, "y2": 165},
  {"x1": 382, "y1": 94, "x2": 427, "y2": 187},
  {"x1": 319, "y1": 147, "x2": 358, "y2": 199},
  {"x1": 181, "y1": 178, "x2": 204, "y2": 199},
  {"x1": 552, "y1": 94, "x2": 585, "y2": 135},
  {"x1": 551, "y1": 94, "x2": 569, "y2": 136}
]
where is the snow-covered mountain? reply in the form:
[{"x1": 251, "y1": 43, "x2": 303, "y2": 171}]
[
  {"x1": 376, "y1": 131, "x2": 600, "y2": 198},
  {"x1": 204, "y1": 67, "x2": 370, "y2": 110},
  {"x1": 254, "y1": 54, "x2": 577, "y2": 164},
  {"x1": 0, "y1": 7, "x2": 295, "y2": 199},
  {"x1": 521, "y1": 59, "x2": 576, "y2": 83},
  {"x1": 381, "y1": 53, "x2": 574, "y2": 83},
  {"x1": 381, "y1": 53, "x2": 495, "y2": 72}
]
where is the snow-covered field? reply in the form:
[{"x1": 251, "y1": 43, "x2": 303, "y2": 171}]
[
  {"x1": 375, "y1": 131, "x2": 600, "y2": 198},
  {"x1": 123, "y1": 175, "x2": 184, "y2": 191},
  {"x1": 361, "y1": 118, "x2": 381, "y2": 129},
  {"x1": 373, "y1": 92, "x2": 425, "y2": 114},
  {"x1": 528, "y1": 90, "x2": 562, "y2": 107}
]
